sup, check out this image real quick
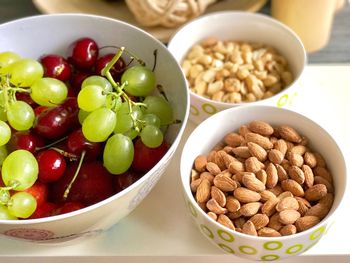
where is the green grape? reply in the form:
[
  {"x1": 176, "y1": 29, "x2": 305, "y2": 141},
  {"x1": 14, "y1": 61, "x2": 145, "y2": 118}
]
[
  {"x1": 106, "y1": 94, "x2": 122, "y2": 110},
  {"x1": 143, "y1": 96, "x2": 173, "y2": 125},
  {"x1": 103, "y1": 133, "x2": 134, "y2": 174},
  {"x1": 0, "y1": 51, "x2": 21, "y2": 75},
  {"x1": 78, "y1": 109, "x2": 90, "y2": 125},
  {"x1": 0, "y1": 205, "x2": 17, "y2": 220},
  {"x1": 30, "y1": 77, "x2": 68, "y2": 106},
  {"x1": 6, "y1": 101, "x2": 35, "y2": 131},
  {"x1": 122, "y1": 65, "x2": 156, "y2": 96},
  {"x1": 7, "y1": 192, "x2": 37, "y2": 218},
  {"x1": 0, "y1": 92, "x2": 6, "y2": 121},
  {"x1": 114, "y1": 114, "x2": 133, "y2": 134},
  {"x1": 1, "y1": 149, "x2": 38, "y2": 190},
  {"x1": 140, "y1": 125, "x2": 163, "y2": 148},
  {"x1": 82, "y1": 75, "x2": 112, "y2": 92},
  {"x1": 0, "y1": 120, "x2": 11, "y2": 146},
  {"x1": 9, "y1": 59, "x2": 43, "y2": 87},
  {"x1": 142, "y1": 113, "x2": 161, "y2": 128},
  {"x1": 124, "y1": 128, "x2": 139, "y2": 140},
  {"x1": 82, "y1": 108, "x2": 116, "y2": 142},
  {"x1": 77, "y1": 85, "x2": 106, "y2": 112},
  {"x1": 0, "y1": 145, "x2": 7, "y2": 166}
]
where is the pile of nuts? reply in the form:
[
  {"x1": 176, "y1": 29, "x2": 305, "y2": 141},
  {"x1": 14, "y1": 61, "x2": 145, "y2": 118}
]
[
  {"x1": 181, "y1": 38, "x2": 294, "y2": 103},
  {"x1": 191, "y1": 120, "x2": 334, "y2": 237}
]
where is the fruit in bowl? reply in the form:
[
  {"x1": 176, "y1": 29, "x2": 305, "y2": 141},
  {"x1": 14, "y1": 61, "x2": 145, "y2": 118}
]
[{"x1": 0, "y1": 14, "x2": 189, "y2": 242}]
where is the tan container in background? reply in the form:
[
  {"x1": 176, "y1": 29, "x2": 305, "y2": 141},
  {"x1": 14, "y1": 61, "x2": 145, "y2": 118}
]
[{"x1": 271, "y1": 0, "x2": 339, "y2": 53}]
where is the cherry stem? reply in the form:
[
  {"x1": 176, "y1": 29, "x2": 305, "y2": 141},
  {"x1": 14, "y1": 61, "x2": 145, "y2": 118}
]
[
  {"x1": 50, "y1": 147, "x2": 79, "y2": 160},
  {"x1": 63, "y1": 150, "x2": 86, "y2": 200},
  {"x1": 35, "y1": 136, "x2": 68, "y2": 151}
]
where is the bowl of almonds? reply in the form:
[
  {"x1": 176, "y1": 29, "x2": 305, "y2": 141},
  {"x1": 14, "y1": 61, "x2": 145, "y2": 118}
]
[
  {"x1": 168, "y1": 11, "x2": 306, "y2": 124},
  {"x1": 180, "y1": 105, "x2": 346, "y2": 261}
]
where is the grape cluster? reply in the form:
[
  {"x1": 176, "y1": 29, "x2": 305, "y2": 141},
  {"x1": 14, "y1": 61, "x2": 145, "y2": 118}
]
[{"x1": 0, "y1": 38, "x2": 173, "y2": 220}]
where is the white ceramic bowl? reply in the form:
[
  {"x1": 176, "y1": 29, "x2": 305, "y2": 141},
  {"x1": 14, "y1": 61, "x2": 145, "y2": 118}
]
[
  {"x1": 168, "y1": 11, "x2": 306, "y2": 124},
  {"x1": 0, "y1": 14, "x2": 189, "y2": 243},
  {"x1": 180, "y1": 105, "x2": 346, "y2": 261}
]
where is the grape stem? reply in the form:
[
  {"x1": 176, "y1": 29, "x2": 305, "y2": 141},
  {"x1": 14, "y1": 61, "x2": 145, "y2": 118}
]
[{"x1": 63, "y1": 150, "x2": 86, "y2": 200}]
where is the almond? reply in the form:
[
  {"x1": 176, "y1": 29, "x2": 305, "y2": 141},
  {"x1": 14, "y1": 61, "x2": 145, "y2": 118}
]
[
  {"x1": 287, "y1": 152, "x2": 304, "y2": 167},
  {"x1": 268, "y1": 185, "x2": 284, "y2": 197},
  {"x1": 217, "y1": 214, "x2": 235, "y2": 230},
  {"x1": 274, "y1": 139, "x2": 288, "y2": 156},
  {"x1": 207, "y1": 150, "x2": 217, "y2": 163},
  {"x1": 268, "y1": 149, "x2": 284, "y2": 164},
  {"x1": 266, "y1": 163, "x2": 278, "y2": 189},
  {"x1": 260, "y1": 190, "x2": 277, "y2": 202},
  {"x1": 247, "y1": 142, "x2": 267, "y2": 161},
  {"x1": 304, "y1": 152, "x2": 317, "y2": 168},
  {"x1": 234, "y1": 217, "x2": 246, "y2": 229},
  {"x1": 240, "y1": 202, "x2": 262, "y2": 217},
  {"x1": 242, "y1": 221, "x2": 258, "y2": 236},
  {"x1": 277, "y1": 191, "x2": 293, "y2": 200},
  {"x1": 190, "y1": 178, "x2": 202, "y2": 192},
  {"x1": 275, "y1": 164, "x2": 288, "y2": 182},
  {"x1": 242, "y1": 173, "x2": 266, "y2": 192},
  {"x1": 302, "y1": 165, "x2": 314, "y2": 188},
  {"x1": 194, "y1": 155, "x2": 207, "y2": 172},
  {"x1": 211, "y1": 186, "x2": 226, "y2": 207},
  {"x1": 228, "y1": 160, "x2": 245, "y2": 174},
  {"x1": 258, "y1": 227, "x2": 281, "y2": 237},
  {"x1": 245, "y1": 156, "x2": 265, "y2": 173},
  {"x1": 215, "y1": 150, "x2": 230, "y2": 170},
  {"x1": 234, "y1": 187, "x2": 261, "y2": 203},
  {"x1": 206, "y1": 162, "x2": 221, "y2": 175},
  {"x1": 225, "y1": 196, "x2": 241, "y2": 212},
  {"x1": 249, "y1": 213, "x2": 269, "y2": 230},
  {"x1": 261, "y1": 197, "x2": 279, "y2": 216},
  {"x1": 280, "y1": 224, "x2": 297, "y2": 236},
  {"x1": 319, "y1": 193, "x2": 334, "y2": 208},
  {"x1": 291, "y1": 145, "x2": 308, "y2": 156},
  {"x1": 295, "y1": 197, "x2": 311, "y2": 216},
  {"x1": 248, "y1": 120, "x2": 274, "y2": 136},
  {"x1": 232, "y1": 146, "x2": 251, "y2": 159},
  {"x1": 305, "y1": 184, "x2": 327, "y2": 202},
  {"x1": 279, "y1": 209, "x2": 301, "y2": 224},
  {"x1": 239, "y1": 125, "x2": 251, "y2": 137},
  {"x1": 278, "y1": 125, "x2": 302, "y2": 143},
  {"x1": 224, "y1": 132, "x2": 244, "y2": 147},
  {"x1": 206, "y1": 198, "x2": 227, "y2": 214},
  {"x1": 305, "y1": 203, "x2": 330, "y2": 219},
  {"x1": 314, "y1": 152, "x2": 326, "y2": 168},
  {"x1": 313, "y1": 166, "x2": 333, "y2": 183},
  {"x1": 227, "y1": 211, "x2": 241, "y2": 220},
  {"x1": 200, "y1": 171, "x2": 215, "y2": 183},
  {"x1": 223, "y1": 146, "x2": 234, "y2": 154},
  {"x1": 314, "y1": 176, "x2": 334, "y2": 193},
  {"x1": 213, "y1": 174, "x2": 237, "y2": 192},
  {"x1": 245, "y1": 132, "x2": 273, "y2": 150},
  {"x1": 288, "y1": 166, "x2": 305, "y2": 184},
  {"x1": 256, "y1": 169, "x2": 268, "y2": 185},
  {"x1": 281, "y1": 179, "x2": 304, "y2": 197},
  {"x1": 268, "y1": 213, "x2": 283, "y2": 231},
  {"x1": 196, "y1": 178, "x2": 211, "y2": 203},
  {"x1": 191, "y1": 169, "x2": 200, "y2": 181},
  {"x1": 197, "y1": 201, "x2": 207, "y2": 212},
  {"x1": 207, "y1": 212, "x2": 218, "y2": 221},
  {"x1": 295, "y1": 216, "x2": 320, "y2": 232},
  {"x1": 276, "y1": 196, "x2": 299, "y2": 212}
]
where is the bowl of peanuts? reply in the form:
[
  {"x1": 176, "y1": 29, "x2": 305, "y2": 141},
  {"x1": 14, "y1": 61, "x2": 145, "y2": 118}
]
[
  {"x1": 180, "y1": 105, "x2": 346, "y2": 261},
  {"x1": 168, "y1": 11, "x2": 306, "y2": 124}
]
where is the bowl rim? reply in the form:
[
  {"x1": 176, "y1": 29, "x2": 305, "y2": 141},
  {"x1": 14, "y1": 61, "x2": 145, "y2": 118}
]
[
  {"x1": 0, "y1": 13, "x2": 190, "y2": 225},
  {"x1": 168, "y1": 10, "x2": 307, "y2": 108},
  {"x1": 180, "y1": 104, "x2": 347, "y2": 241}
]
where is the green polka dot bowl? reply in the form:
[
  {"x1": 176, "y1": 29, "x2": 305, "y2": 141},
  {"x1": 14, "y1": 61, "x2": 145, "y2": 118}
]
[
  {"x1": 168, "y1": 11, "x2": 306, "y2": 125},
  {"x1": 180, "y1": 105, "x2": 347, "y2": 261}
]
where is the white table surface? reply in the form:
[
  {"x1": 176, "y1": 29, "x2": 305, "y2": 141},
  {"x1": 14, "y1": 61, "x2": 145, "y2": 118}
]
[{"x1": 0, "y1": 65, "x2": 349, "y2": 263}]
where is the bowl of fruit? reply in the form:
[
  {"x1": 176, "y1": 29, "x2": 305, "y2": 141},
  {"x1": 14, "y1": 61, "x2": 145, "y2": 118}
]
[{"x1": 0, "y1": 13, "x2": 189, "y2": 242}]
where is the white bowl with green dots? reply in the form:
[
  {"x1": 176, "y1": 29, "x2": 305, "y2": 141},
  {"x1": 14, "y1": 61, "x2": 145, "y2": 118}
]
[
  {"x1": 180, "y1": 105, "x2": 347, "y2": 261},
  {"x1": 168, "y1": 11, "x2": 306, "y2": 125}
]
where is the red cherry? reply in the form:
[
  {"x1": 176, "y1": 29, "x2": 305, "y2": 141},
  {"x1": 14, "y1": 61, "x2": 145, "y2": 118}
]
[
  {"x1": 132, "y1": 138, "x2": 169, "y2": 172},
  {"x1": 30, "y1": 202, "x2": 58, "y2": 219},
  {"x1": 66, "y1": 129, "x2": 102, "y2": 160},
  {"x1": 113, "y1": 171, "x2": 141, "y2": 192},
  {"x1": 57, "y1": 201, "x2": 85, "y2": 215},
  {"x1": 8, "y1": 130, "x2": 45, "y2": 153},
  {"x1": 95, "y1": 53, "x2": 125, "y2": 80},
  {"x1": 34, "y1": 106, "x2": 49, "y2": 116},
  {"x1": 24, "y1": 181, "x2": 48, "y2": 206},
  {"x1": 51, "y1": 161, "x2": 114, "y2": 206},
  {"x1": 37, "y1": 149, "x2": 67, "y2": 183},
  {"x1": 40, "y1": 54, "x2": 71, "y2": 81},
  {"x1": 69, "y1": 37, "x2": 99, "y2": 69},
  {"x1": 69, "y1": 71, "x2": 90, "y2": 94},
  {"x1": 15, "y1": 92, "x2": 38, "y2": 108}
]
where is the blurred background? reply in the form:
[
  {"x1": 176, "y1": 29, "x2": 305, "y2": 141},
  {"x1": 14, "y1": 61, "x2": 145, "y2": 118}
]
[{"x1": 0, "y1": 0, "x2": 349, "y2": 63}]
